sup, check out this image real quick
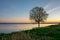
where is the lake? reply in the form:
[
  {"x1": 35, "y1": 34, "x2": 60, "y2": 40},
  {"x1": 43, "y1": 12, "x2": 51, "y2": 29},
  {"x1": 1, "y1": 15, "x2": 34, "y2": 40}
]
[{"x1": 0, "y1": 24, "x2": 56, "y2": 33}]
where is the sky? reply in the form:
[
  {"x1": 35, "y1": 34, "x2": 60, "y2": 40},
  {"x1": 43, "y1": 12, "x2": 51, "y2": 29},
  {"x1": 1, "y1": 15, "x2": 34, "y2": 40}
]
[{"x1": 0, "y1": 0, "x2": 60, "y2": 23}]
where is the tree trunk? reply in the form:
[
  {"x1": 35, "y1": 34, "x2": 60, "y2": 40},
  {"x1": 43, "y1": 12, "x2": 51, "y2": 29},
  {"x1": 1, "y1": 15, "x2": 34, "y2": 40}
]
[{"x1": 38, "y1": 22, "x2": 40, "y2": 27}]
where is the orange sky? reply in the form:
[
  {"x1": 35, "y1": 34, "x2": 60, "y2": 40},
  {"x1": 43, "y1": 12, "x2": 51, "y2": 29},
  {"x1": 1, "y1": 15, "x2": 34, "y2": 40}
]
[{"x1": 0, "y1": 18, "x2": 60, "y2": 23}]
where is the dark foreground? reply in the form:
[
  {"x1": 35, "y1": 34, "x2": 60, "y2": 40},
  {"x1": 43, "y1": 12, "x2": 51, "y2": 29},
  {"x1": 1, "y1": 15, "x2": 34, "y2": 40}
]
[{"x1": 0, "y1": 24, "x2": 60, "y2": 40}]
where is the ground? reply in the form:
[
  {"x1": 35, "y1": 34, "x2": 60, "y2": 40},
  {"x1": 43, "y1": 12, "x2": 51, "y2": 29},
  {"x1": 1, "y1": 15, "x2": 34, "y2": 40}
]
[{"x1": 0, "y1": 24, "x2": 60, "y2": 40}]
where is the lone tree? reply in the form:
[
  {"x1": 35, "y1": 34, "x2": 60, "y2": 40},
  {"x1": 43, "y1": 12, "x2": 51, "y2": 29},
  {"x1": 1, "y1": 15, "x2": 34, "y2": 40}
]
[{"x1": 30, "y1": 7, "x2": 48, "y2": 27}]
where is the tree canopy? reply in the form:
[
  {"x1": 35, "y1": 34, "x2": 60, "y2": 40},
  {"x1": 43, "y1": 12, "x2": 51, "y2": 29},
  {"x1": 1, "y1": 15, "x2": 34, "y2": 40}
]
[{"x1": 30, "y1": 7, "x2": 48, "y2": 27}]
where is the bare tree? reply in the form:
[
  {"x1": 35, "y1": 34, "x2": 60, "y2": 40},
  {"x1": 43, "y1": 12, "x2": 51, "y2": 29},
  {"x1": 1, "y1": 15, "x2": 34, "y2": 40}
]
[{"x1": 30, "y1": 7, "x2": 48, "y2": 27}]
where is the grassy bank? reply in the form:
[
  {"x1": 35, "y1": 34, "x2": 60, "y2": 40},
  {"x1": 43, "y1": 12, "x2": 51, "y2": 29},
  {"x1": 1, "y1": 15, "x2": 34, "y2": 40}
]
[{"x1": 0, "y1": 24, "x2": 60, "y2": 40}]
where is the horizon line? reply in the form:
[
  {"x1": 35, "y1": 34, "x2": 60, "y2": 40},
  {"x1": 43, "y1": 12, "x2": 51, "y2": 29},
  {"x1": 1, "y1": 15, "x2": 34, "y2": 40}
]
[{"x1": 0, "y1": 22, "x2": 60, "y2": 24}]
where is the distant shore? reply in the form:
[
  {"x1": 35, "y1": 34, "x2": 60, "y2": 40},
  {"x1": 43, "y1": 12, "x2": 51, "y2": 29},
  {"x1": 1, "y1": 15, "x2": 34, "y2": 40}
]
[{"x1": 0, "y1": 22, "x2": 59, "y2": 24}]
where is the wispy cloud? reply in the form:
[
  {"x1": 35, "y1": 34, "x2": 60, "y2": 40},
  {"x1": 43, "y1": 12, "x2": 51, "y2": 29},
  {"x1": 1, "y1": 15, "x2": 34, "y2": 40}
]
[
  {"x1": 44, "y1": 3, "x2": 51, "y2": 9},
  {"x1": 47, "y1": 7, "x2": 60, "y2": 13},
  {"x1": 43, "y1": 0, "x2": 55, "y2": 9}
]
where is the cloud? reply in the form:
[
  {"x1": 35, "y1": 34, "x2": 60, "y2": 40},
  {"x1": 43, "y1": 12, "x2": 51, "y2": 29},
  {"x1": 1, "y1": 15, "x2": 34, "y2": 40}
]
[
  {"x1": 47, "y1": 7, "x2": 60, "y2": 13},
  {"x1": 43, "y1": 0, "x2": 56, "y2": 9},
  {"x1": 44, "y1": 3, "x2": 51, "y2": 9}
]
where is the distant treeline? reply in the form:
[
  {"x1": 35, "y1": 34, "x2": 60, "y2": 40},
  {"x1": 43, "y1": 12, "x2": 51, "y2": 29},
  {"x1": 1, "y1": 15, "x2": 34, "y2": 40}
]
[{"x1": 0, "y1": 22, "x2": 59, "y2": 24}]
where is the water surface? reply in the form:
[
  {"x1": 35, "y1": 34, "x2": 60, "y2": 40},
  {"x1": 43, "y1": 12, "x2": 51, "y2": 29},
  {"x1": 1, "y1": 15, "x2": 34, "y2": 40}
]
[{"x1": 0, "y1": 24, "x2": 55, "y2": 33}]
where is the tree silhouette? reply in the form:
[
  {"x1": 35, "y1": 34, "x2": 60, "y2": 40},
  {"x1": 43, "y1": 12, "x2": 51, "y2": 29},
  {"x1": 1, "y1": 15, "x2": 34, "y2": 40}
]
[{"x1": 30, "y1": 7, "x2": 48, "y2": 27}]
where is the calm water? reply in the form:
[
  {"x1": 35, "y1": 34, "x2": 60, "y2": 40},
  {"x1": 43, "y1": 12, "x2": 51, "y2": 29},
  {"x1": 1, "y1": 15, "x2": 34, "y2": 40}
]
[{"x1": 0, "y1": 24, "x2": 55, "y2": 33}]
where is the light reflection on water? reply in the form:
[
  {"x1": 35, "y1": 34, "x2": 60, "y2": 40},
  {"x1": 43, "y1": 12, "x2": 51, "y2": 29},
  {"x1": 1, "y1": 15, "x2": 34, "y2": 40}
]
[{"x1": 0, "y1": 24, "x2": 55, "y2": 33}]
